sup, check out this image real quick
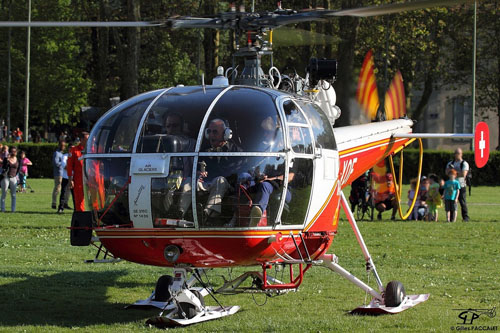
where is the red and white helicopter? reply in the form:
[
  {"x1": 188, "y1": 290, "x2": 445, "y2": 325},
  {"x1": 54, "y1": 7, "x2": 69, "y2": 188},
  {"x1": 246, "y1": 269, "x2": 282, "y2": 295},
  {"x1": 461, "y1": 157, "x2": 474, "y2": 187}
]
[{"x1": 2, "y1": 0, "x2": 488, "y2": 327}]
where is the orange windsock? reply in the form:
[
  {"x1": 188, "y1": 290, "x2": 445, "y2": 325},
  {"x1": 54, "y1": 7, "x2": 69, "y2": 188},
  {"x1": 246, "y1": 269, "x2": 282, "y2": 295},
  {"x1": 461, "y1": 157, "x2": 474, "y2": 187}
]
[
  {"x1": 356, "y1": 50, "x2": 380, "y2": 120},
  {"x1": 384, "y1": 71, "x2": 406, "y2": 120}
]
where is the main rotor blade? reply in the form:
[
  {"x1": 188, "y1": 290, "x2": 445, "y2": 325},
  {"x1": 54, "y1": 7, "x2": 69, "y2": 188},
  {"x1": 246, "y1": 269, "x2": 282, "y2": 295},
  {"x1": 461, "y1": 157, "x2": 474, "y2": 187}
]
[
  {"x1": 0, "y1": 21, "x2": 163, "y2": 28},
  {"x1": 273, "y1": 27, "x2": 340, "y2": 46},
  {"x1": 168, "y1": 17, "x2": 223, "y2": 29},
  {"x1": 329, "y1": 0, "x2": 473, "y2": 17}
]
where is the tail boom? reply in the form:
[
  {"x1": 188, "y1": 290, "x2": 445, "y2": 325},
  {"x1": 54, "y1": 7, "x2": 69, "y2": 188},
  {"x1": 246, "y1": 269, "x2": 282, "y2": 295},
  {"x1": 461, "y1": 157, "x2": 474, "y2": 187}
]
[{"x1": 334, "y1": 119, "x2": 413, "y2": 188}]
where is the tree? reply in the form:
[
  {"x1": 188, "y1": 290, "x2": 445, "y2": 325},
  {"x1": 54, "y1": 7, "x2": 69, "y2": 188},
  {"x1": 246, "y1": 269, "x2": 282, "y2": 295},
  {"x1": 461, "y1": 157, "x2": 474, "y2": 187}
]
[
  {"x1": 0, "y1": 0, "x2": 92, "y2": 137},
  {"x1": 443, "y1": 1, "x2": 499, "y2": 146}
]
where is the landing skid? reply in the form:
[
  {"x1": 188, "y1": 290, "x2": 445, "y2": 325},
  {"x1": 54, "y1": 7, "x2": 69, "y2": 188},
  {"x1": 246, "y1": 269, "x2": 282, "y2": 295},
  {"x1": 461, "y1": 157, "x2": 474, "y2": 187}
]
[
  {"x1": 320, "y1": 192, "x2": 429, "y2": 314},
  {"x1": 129, "y1": 268, "x2": 240, "y2": 327},
  {"x1": 85, "y1": 237, "x2": 122, "y2": 263},
  {"x1": 351, "y1": 294, "x2": 430, "y2": 315},
  {"x1": 146, "y1": 306, "x2": 240, "y2": 327}
]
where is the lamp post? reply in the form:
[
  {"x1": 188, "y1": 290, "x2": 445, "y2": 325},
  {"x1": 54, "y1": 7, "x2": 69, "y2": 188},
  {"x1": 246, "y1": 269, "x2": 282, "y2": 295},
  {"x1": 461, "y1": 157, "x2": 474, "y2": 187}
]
[
  {"x1": 24, "y1": 0, "x2": 31, "y2": 142},
  {"x1": 6, "y1": 0, "x2": 12, "y2": 140},
  {"x1": 471, "y1": 0, "x2": 476, "y2": 150}
]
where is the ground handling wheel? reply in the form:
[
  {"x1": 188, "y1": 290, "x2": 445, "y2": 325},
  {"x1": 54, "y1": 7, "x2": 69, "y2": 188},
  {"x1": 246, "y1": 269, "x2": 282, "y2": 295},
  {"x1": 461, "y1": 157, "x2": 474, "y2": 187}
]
[
  {"x1": 177, "y1": 290, "x2": 205, "y2": 319},
  {"x1": 356, "y1": 198, "x2": 364, "y2": 220},
  {"x1": 385, "y1": 280, "x2": 406, "y2": 307}
]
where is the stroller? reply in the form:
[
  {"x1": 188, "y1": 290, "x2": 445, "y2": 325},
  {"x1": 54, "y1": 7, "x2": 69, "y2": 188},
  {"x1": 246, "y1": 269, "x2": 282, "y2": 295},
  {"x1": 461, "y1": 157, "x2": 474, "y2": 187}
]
[{"x1": 349, "y1": 171, "x2": 374, "y2": 221}]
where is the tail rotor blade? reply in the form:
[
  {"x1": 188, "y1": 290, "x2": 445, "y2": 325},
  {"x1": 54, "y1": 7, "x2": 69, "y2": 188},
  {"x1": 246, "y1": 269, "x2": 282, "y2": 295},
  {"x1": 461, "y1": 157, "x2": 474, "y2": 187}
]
[
  {"x1": 384, "y1": 71, "x2": 406, "y2": 120},
  {"x1": 356, "y1": 50, "x2": 380, "y2": 121}
]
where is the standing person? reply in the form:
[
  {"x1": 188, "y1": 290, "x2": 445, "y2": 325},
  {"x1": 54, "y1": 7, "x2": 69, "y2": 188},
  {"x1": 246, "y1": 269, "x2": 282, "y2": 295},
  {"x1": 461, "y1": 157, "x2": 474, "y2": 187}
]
[
  {"x1": 1, "y1": 147, "x2": 20, "y2": 212},
  {"x1": 427, "y1": 174, "x2": 442, "y2": 222},
  {"x1": 57, "y1": 150, "x2": 71, "y2": 214},
  {"x1": 1, "y1": 145, "x2": 9, "y2": 161},
  {"x1": 67, "y1": 132, "x2": 89, "y2": 212},
  {"x1": 52, "y1": 141, "x2": 66, "y2": 209},
  {"x1": 18, "y1": 151, "x2": 32, "y2": 192},
  {"x1": 445, "y1": 148, "x2": 470, "y2": 222},
  {"x1": 443, "y1": 169, "x2": 461, "y2": 222},
  {"x1": 406, "y1": 178, "x2": 419, "y2": 220},
  {"x1": 13, "y1": 128, "x2": 22, "y2": 142}
]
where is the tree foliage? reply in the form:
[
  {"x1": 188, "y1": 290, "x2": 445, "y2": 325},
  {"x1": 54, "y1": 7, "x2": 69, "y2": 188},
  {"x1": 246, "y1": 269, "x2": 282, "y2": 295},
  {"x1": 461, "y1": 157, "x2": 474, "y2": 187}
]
[{"x1": 0, "y1": 0, "x2": 496, "y2": 139}]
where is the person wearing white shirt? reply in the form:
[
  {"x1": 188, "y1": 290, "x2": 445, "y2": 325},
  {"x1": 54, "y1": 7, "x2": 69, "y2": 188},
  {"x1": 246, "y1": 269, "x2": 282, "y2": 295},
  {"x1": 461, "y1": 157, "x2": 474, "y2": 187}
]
[
  {"x1": 57, "y1": 152, "x2": 72, "y2": 214},
  {"x1": 445, "y1": 148, "x2": 470, "y2": 222}
]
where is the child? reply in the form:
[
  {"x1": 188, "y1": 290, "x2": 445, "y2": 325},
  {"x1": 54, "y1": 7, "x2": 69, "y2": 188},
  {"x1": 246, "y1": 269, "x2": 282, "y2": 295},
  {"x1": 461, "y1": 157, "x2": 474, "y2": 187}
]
[
  {"x1": 18, "y1": 150, "x2": 32, "y2": 192},
  {"x1": 427, "y1": 174, "x2": 442, "y2": 222},
  {"x1": 417, "y1": 177, "x2": 429, "y2": 220},
  {"x1": 407, "y1": 178, "x2": 419, "y2": 220},
  {"x1": 443, "y1": 169, "x2": 460, "y2": 222}
]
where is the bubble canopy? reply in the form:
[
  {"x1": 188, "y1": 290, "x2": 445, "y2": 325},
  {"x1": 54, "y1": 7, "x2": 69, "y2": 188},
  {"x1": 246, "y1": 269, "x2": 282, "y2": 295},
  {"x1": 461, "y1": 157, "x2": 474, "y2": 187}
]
[{"x1": 84, "y1": 86, "x2": 336, "y2": 229}]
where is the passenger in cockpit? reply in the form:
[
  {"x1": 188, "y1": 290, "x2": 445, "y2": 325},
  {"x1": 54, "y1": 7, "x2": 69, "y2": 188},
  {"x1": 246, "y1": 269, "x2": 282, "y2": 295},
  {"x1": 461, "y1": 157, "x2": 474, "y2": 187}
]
[
  {"x1": 162, "y1": 113, "x2": 195, "y2": 217},
  {"x1": 259, "y1": 116, "x2": 283, "y2": 152},
  {"x1": 164, "y1": 112, "x2": 196, "y2": 151}
]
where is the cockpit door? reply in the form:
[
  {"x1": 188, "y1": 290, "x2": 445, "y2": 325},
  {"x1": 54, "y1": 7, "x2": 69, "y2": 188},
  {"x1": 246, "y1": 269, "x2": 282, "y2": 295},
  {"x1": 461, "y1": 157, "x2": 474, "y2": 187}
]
[
  {"x1": 295, "y1": 100, "x2": 339, "y2": 229},
  {"x1": 128, "y1": 155, "x2": 169, "y2": 228},
  {"x1": 306, "y1": 148, "x2": 339, "y2": 224}
]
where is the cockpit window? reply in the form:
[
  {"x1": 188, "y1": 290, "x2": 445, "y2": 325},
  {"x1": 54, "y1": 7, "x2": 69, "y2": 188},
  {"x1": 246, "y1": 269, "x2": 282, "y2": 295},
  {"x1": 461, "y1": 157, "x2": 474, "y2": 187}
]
[
  {"x1": 296, "y1": 101, "x2": 337, "y2": 150},
  {"x1": 200, "y1": 87, "x2": 285, "y2": 153},
  {"x1": 289, "y1": 126, "x2": 313, "y2": 154},
  {"x1": 283, "y1": 100, "x2": 307, "y2": 124},
  {"x1": 195, "y1": 155, "x2": 286, "y2": 228},
  {"x1": 88, "y1": 91, "x2": 161, "y2": 154},
  {"x1": 137, "y1": 86, "x2": 223, "y2": 153},
  {"x1": 84, "y1": 157, "x2": 131, "y2": 225}
]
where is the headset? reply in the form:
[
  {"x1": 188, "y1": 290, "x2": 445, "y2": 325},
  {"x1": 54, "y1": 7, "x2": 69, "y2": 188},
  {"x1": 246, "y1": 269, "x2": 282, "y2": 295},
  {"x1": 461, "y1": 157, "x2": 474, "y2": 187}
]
[{"x1": 204, "y1": 118, "x2": 233, "y2": 141}]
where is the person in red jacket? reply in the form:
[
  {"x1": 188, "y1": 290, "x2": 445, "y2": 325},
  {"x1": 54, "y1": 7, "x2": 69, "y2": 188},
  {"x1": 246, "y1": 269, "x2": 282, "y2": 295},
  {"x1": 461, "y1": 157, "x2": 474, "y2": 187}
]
[{"x1": 66, "y1": 132, "x2": 89, "y2": 212}]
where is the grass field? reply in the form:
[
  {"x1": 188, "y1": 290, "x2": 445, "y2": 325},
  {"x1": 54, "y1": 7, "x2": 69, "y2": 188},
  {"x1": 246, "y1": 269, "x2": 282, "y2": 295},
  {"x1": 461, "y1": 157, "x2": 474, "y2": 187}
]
[{"x1": 0, "y1": 179, "x2": 499, "y2": 332}]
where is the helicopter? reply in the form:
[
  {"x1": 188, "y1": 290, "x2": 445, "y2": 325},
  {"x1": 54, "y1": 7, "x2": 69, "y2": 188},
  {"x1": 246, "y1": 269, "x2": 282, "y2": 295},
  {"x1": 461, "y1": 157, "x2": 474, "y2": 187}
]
[{"x1": 1, "y1": 0, "x2": 489, "y2": 327}]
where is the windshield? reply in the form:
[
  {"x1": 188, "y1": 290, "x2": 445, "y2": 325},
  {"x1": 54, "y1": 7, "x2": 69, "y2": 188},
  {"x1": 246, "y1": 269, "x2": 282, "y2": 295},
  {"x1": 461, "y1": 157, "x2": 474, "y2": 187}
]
[
  {"x1": 137, "y1": 86, "x2": 223, "y2": 153},
  {"x1": 200, "y1": 87, "x2": 285, "y2": 153},
  {"x1": 88, "y1": 90, "x2": 162, "y2": 154}
]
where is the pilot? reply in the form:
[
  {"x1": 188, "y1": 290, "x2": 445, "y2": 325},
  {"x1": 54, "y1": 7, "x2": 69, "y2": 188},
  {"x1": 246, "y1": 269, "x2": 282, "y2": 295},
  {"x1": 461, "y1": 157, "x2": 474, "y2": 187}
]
[
  {"x1": 198, "y1": 118, "x2": 242, "y2": 219},
  {"x1": 204, "y1": 118, "x2": 240, "y2": 153}
]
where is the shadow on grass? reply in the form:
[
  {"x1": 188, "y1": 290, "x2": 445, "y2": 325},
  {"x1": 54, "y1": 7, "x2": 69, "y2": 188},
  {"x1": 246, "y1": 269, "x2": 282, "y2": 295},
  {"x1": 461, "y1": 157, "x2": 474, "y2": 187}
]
[
  {"x1": 0, "y1": 270, "x2": 158, "y2": 328},
  {"x1": 11, "y1": 211, "x2": 69, "y2": 215}
]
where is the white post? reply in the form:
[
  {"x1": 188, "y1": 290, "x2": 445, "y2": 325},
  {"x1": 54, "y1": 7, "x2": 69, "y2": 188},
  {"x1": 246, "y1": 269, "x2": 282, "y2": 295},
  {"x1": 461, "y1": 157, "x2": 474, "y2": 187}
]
[
  {"x1": 340, "y1": 192, "x2": 384, "y2": 292},
  {"x1": 24, "y1": 0, "x2": 31, "y2": 143}
]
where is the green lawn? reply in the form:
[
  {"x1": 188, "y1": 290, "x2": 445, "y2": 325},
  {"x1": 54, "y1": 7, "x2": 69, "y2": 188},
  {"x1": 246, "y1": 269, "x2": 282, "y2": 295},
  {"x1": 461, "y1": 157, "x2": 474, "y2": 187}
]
[{"x1": 0, "y1": 179, "x2": 499, "y2": 332}]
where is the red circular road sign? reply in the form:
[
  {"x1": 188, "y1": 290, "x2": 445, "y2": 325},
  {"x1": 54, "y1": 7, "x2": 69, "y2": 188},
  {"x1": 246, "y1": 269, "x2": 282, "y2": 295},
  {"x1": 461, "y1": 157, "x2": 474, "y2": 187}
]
[{"x1": 474, "y1": 122, "x2": 489, "y2": 168}]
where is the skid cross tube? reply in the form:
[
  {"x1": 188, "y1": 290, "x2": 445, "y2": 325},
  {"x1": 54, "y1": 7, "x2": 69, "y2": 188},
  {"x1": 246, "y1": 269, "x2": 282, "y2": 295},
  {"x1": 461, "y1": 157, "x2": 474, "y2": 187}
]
[{"x1": 340, "y1": 192, "x2": 384, "y2": 293}]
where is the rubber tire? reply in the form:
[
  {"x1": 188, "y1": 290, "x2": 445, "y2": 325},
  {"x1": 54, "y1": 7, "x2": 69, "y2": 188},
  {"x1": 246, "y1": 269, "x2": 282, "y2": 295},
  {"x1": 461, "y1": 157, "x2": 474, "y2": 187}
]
[
  {"x1": 355, "y1": 201, "x2": 364, "y2": 221},
  {"x1": 178, "y1": 302, "x2": 197, "y2": 319},
  {"x1": 385, "y1": 280, "x2": 406, "y2": 307},
  {"x1": 153, "y1": 275, "x2": 173, "y2": 302},
  {"x1": 190, "y1": 289, "x2": 205, "y2": 307}
]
